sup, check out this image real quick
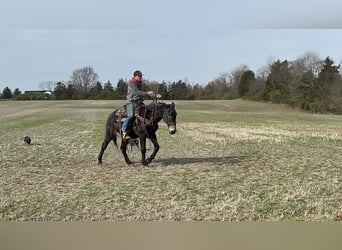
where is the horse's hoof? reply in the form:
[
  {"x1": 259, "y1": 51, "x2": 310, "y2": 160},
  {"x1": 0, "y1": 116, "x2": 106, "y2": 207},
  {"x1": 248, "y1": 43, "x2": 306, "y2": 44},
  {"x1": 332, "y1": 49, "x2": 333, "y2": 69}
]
[
  {"x1": 142, "y1": 161, "x2": 149, "y2": 166},
  {"x1": 98, "y1": 160, "x2": 102, "y2": 165}
]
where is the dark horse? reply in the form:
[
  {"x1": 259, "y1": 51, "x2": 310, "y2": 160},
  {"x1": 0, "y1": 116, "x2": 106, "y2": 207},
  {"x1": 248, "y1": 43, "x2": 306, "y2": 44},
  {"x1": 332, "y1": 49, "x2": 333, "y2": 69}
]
[{"x1": 98, "y1": 101, "x2": 177, "y2": 166}]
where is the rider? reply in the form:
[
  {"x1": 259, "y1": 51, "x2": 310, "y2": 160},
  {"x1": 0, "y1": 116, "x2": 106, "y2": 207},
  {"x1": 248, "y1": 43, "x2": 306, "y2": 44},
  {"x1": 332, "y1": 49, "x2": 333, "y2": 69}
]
[{"x1": 121, "y1": 70, "x2": 161, "y2": 140}]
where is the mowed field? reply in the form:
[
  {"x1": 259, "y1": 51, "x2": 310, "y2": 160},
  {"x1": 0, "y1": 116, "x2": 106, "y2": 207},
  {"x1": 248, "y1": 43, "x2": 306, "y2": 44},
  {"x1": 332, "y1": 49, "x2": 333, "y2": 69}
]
[{"x1": 0, "y1": 99, "x2": 341, "y2": 221}]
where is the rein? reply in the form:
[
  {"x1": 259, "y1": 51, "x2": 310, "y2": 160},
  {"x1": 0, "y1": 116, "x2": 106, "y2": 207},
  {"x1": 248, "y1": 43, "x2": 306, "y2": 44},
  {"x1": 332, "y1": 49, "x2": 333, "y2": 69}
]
[{"x1": 138, "y1": 101, "x2": 160, "y2": 128}]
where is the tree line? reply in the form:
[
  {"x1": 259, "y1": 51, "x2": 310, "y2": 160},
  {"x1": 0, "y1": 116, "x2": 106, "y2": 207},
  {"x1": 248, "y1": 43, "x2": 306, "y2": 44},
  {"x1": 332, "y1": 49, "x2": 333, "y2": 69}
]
[{"x1": 1, "y1": 52, "x2": 342, "y2": 114}]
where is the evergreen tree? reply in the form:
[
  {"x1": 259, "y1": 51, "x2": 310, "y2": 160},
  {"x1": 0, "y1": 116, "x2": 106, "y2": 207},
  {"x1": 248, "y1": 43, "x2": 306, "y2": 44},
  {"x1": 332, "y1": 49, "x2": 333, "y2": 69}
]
[
  {"x1": 3, "y1": 87, "x2": 13, "y2": 99},
  {"x1": 313, "y1": 57, "x2": 340, "y2": 112},
  {"x1": 263, "y1": 60, "x2": 292, "y2": 103},
  {"x1": 157, "y1": 82, "x2": 169, "y2": 99},
  {"x1": 315, "y1": 57, "x2": 339, "y2": 100},
  {"x1": 67, "y1": 83, "x2": 77, "y2": 99},
  {"x1": 191, "y1": 83, "x2": 203, "y2": 100},
  {"x1": 12, "y1": 88, "x2": 22, "y2": 99},
  {"x1": 115, "y1": 78, "x2": 127, "y2": 99},
  {"x1": 90, "y1": 81, "x2": 103, "y2": 99},
  {"x1": 102, "y1": 81, "x2": 115, "y2": 99},
  {"x1": 297, "y1": 71, "x2": 318, "y2": 110},
  {"x1": 239, "y1": 70, "x2": 255, "y2": 97},
  {"x1": 169, "y1": 80, "x2": 189, "y2": 100},
  {"x1": 54, "y1": 82, "x2": 68, "y2": 100}
]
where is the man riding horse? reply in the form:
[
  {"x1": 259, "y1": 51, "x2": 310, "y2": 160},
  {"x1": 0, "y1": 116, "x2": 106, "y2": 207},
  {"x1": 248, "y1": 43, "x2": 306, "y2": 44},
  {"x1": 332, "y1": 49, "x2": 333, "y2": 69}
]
[
  {"x1": 97, "y1": 70, "x2": 177, "y2": 166},
  {"x1": 121, "y1": 70, "x2": 161, "y2": 140}
]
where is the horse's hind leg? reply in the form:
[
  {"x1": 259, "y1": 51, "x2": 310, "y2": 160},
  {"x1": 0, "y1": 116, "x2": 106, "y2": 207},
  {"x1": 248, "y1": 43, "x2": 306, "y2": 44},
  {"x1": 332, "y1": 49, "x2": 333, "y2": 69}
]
[
  {"x1": 97, "y1": 137, "x2": 112, "y2": 165},
  {"x1": 120, "y1": 140, "x2": 133, "y2": 165}
]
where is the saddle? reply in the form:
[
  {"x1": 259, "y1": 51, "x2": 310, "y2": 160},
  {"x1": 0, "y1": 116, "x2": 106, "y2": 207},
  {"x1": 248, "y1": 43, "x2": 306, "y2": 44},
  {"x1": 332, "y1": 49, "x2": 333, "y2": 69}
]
[
  {"x1": 115, "y1": 103, "x2": 150, "y2": 124},
  {"x1": 115, "y1": 108, "x2": 127, "y2": 122}
]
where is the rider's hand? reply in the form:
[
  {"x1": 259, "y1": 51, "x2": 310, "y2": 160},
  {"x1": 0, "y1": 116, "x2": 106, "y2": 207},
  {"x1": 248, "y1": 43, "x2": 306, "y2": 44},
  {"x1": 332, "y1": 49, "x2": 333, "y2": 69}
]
[
  {"x1": 147, "y1": 91, "x2": 155, "y2": 97},
  {"x1": 156, "y1": 94, "x2": 162, "y2": 99}
]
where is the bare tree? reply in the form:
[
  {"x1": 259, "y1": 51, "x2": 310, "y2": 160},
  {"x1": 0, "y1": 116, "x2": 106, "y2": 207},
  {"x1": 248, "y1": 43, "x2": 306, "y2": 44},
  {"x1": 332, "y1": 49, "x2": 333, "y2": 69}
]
[
  {"x1": 298, "y1": 51, "x2": 323, "y2": 76},
  {"x1": 214, "y1": 72, "x2": 231, "y2": 87},
  {"x1": 227, "y1": 64, "x2": 249, "y2": 97},
  {"x1": 70, "y1": 66, "x2": 99, "y2": 93},
  {"x1": 257, "y1": 56, "x2": 276, "y2": 79},
  {"x1": 229, "y1": 64, "x2": 249, "y2": 86},
  {"x1": 39, "y1": 81, "x2": 55, "y2": 91}
]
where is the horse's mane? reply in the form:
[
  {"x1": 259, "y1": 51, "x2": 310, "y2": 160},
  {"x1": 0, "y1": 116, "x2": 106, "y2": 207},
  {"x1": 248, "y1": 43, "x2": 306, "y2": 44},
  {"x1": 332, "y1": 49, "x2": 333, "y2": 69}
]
[
  {"x1": 144, "y1": 101, "x2": 166, "y2": 111},
  {"x1": 145, "y1": 101, "x2": 160, "y2": 107}
]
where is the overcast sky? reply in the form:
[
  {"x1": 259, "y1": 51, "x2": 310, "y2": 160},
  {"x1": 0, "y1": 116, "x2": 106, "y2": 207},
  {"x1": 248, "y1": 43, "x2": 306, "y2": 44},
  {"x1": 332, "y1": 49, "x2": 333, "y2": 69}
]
[{"x1": 1, "y1": 0, "x2": 342, "y2": 91}]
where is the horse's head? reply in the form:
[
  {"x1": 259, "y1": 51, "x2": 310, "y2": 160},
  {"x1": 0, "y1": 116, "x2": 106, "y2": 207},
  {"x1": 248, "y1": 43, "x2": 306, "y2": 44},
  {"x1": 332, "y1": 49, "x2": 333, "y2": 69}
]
[{"x1": 162, "y1": 102, "x2": 177, "y2": 134}]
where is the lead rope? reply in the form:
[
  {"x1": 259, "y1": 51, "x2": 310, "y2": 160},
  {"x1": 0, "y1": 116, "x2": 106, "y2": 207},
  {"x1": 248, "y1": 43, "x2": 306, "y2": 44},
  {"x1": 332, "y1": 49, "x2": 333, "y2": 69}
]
[
  {"x1": 118, "y1": 111, "x2": 123, "y2": 136},
  {"x1": 142, "y1": 106, "x2": 150, "y2": 137},
  {"x1": 153, "y1": 98, "x2": 159, "y2": 124}
]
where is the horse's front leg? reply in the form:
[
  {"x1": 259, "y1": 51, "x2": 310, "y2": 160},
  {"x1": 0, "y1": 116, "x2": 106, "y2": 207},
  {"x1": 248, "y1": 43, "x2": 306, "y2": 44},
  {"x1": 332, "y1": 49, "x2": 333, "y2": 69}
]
[
  {"x1": 120, "y1": 140, "x2": 133, "y2": 165},
  {"x1": 139, "y1": 138, "x2": 148, "y2": 166},
  {"x1": 146, "y1": 135, "x2": 159, "y2": 164}
]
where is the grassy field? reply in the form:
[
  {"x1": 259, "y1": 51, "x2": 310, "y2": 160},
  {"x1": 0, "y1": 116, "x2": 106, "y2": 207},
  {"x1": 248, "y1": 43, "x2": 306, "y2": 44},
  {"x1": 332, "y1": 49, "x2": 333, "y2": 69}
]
[{"x1": 0, "y1": 99, "x2": 341, "y2": 221}]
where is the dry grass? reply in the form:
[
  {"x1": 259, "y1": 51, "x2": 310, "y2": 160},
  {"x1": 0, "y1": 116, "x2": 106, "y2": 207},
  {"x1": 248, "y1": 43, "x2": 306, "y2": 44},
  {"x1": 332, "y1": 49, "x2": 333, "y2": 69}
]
[{"x1": 0, "y1": 100, "x2": 341, "y2": 221}]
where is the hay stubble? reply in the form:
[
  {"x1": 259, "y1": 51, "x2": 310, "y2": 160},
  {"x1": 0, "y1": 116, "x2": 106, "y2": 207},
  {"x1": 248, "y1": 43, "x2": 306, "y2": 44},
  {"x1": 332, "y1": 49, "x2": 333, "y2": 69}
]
[{"x1": 0, "y1": 100, "x2": 341, "y2": 220}]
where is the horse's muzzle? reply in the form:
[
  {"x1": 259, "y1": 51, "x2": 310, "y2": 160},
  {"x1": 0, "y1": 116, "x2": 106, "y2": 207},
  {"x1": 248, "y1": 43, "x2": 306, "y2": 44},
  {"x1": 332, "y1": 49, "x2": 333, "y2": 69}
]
[{"x1": 168, "y1": 124, "x2": 177, "y2": 134}]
